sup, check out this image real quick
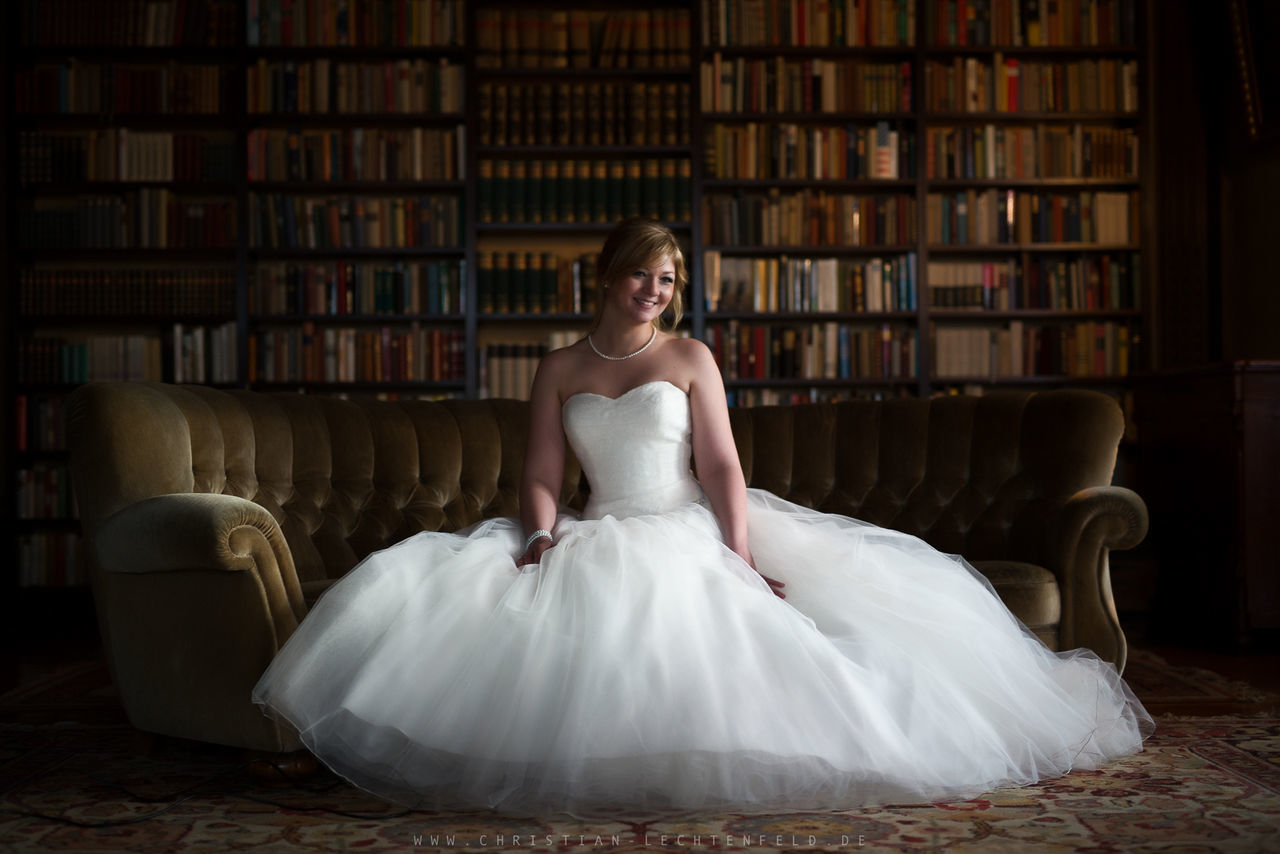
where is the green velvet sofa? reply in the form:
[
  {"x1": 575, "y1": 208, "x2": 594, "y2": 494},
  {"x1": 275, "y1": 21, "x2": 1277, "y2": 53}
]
[{"x1": 66, "y1": 382, "x2": 1148, "y2": 752}]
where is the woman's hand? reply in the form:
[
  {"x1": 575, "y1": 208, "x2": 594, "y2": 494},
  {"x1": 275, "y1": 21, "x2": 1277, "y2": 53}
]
[
  {"x1": 516, "y1": 537, "x2": 554, "y2": 569},
  {"x1": 736, "y1": 545, "x2": 786, "y2": 599}
]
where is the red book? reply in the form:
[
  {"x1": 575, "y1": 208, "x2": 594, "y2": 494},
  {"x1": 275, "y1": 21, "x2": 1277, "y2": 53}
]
[
  {"x1": 432, "y1": 329, "x2": 443, "y2": 380},
  {"x1": 957, "y1": 0, "x2": 968, "y2": 45},
  {"x1": 15, "y1": 395, "x2": 28, "y2": 453},
  {"x1": 1006, "y1": 58, "x2": 1020, "y2": 111},
  {"x1": 337, "y1": 262, "x2": 348, "y2": 314},
  {"x1": 327, "y1": 201, "x2": 342, "y2": 247},
  {"x1": 753, "y1": 326, "x2": 767, "y2": 379}
]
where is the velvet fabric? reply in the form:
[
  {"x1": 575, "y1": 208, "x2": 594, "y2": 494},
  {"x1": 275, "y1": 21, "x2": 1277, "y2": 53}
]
[{"x1": 66, "y1": 383, "x2": 1147, "y2": 752}]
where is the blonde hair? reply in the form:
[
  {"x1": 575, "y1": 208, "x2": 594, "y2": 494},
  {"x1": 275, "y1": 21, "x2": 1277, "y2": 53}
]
[{"x1": 593, "y1": 218, "x2": 687, "y2": 333}]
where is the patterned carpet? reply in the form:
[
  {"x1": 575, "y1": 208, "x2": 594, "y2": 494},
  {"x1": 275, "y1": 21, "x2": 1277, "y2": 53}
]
[{"x1": 1, "y1": 653, "x2": 1278, "y2": 852}]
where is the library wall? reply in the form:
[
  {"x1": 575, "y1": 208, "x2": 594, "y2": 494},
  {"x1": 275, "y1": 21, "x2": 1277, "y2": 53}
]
[
  {"x1": 1218, "y1": 10, "x2": 1280, "y2": 362},
  {"x1": 4, "y1": 0, "x2": 1154, "y2": 595}
]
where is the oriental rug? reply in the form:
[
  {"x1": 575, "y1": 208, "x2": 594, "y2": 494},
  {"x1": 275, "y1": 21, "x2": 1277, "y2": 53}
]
[{"x1": 1, "y1": 652, "x2": 1277, "y2": 852}]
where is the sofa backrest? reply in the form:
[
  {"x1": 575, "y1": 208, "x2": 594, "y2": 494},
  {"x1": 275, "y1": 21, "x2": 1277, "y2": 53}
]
[
  {"x1": 728, "y1": 389, "x2": 1122, "y2": 562},
  {"x1": 67, "y1": 383, "x2": 1123, "y2": 582}
]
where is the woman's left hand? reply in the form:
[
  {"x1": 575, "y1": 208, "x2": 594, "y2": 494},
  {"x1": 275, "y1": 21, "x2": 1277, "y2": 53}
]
[{"x1": 738, "y1": 547, "x2": 785, "y2": 599}]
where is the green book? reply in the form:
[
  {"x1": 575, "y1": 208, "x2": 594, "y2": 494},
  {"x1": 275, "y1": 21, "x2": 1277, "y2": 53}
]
[
  {"x1": 511, "y1": 251, "x2": 528, "y2": 313},
  {"x1": 478, "y1": 159, "x2": 494, "y2": 223},
  {"x1": 478, "y1": 251, "x2": 495, "y2": 313},
  {"x1": 608, "y1": 160, "x2": 625, "y2": 222},
  {"x1": 494, "y1": 251, "x2": 510, "y2": 313},
  {"x1": 574, "y1": 159, "x2": 591, "y2": 223},
  {"x1": 527, "y1": 160, "x2": 543, "y2": 223},
  {"x1": 660, "y1": 158, "x2": 677, "y2": 222},
  {"x1": 494, "y1": 159, "x2": 511, "y2": 223},
  {"x1": 643, "y1": 159, "x2": 661, "y2": 219},
  {"x1": 623, "y1": 160, "x2": 641, "y2": 219},
  {"x1": 510, "y1": 160, "x2": 527, "y2": 223},
  {"x1": 541, "y1": 252, "x2": 559, "y2": 313},
  {"x1": 543, "y1": 160, "x2": 559, "y2": 224},
  {"x1": 676, "y1": 159, "x2": 691, "y2": 222},
  {"x1": 591, "y1": 160, "x2": 609, "y2": 223},
  {"x1": 559, "y1": 160, "x2": 576, "y2": 222}
]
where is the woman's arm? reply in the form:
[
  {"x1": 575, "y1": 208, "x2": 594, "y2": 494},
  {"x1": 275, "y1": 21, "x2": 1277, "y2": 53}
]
[
  {"x1": 517, "y1": 354, "x2": 568, "y2": 566},
  {"x1": 686, "y1": 341, "x2": 785, "y2": 598}
]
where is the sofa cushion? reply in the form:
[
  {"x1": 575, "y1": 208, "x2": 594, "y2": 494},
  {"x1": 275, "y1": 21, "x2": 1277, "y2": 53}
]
[
  {"x1": 970, "y1": 560, "x2": 1061, "y2": 650},
  {"x1": 300, "y1": 578, "x2": 336, "y2": 608}
]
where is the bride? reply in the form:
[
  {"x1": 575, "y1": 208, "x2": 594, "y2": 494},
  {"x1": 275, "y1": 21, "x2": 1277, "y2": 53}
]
[{"x1": 252, "y1": 218, "x2": 1154, "y2": 818}]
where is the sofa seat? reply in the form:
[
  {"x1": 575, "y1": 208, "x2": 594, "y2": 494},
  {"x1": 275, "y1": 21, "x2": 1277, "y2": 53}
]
[
  {"x1": 66, "y1": 382, "x2": 1147, "y2": 752},
  {"x1": 971, "y1": 560, "x2": 1062, "y2": 649}
]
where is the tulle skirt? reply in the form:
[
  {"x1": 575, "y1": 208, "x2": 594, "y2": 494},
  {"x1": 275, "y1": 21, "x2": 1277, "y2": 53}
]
[{"x1": 251, "y1": 489, "x2": 1153, "y2": 818}]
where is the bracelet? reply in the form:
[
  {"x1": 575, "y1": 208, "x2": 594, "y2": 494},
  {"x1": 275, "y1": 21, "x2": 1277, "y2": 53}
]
[{"x1": 523, "y1": 530, "x2": 553, "y2": 553}]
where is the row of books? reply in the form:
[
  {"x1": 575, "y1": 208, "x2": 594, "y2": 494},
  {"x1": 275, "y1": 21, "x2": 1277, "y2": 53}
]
[
  {"x1": 247, "y1": 59, "x2": 464, "y2": 115},
  {"x1": 249, "y1": 194, "x2": 462, "y2": 250},
  {"x1": 924, "y1": 189, "x2": 1136, "y2": 245},
  {"x1": 19, "y1": 130, "x2": 237, "y2": 184},
  {"x1": 705, "y1": 252, "x2": 918, "y2": 313},
  {"x1": 703, "y1": 191, "x2": 918, "y2": 247},
  {"x1": 17, "y1": 326, "x2": 236, "y2": 383},
  {"x1": 248, "y1": 0, "x2": 465, "y2": 48},
  {"x1": 19, "y1": 268, "x2": 236, "y2": 317},
  {"x1": 14, "y1": 394, "x2": 68, "y2": 453},
  {"x1": 478, "y1": 159, "x2": 691, "y2": 226},
  {"x1": 923, "y1": 0, "x2": 1138, "y2": 48},
  {"x1": 474, "y1": 9, "x2": 691, "y2": 70},
  {"x1": 17, "y1": 335, "x2": 165, "y2": 383},
  {"x1": 477, "y1": 252, "x2": 600, "y2": 316},
  {"x1": 924, "y1": 124, "x2": 1138, "y2": 180},
  {"x1": 16, "y1": 64, "x2": 229, "y2": 115},
  {"x1": 252, "y1": 260, "x2": 464, "y2": 316},
  {"x1": 246, "y1": 127, "x2": 465, "y2": 182},
  {"x1": 478, "y1": 82, "x2": 690, "y2": 148},
  {"x1": 725, "y1": 386, "x2": 902, "y2": 406},
  {"x1": 702, "y1": 57, "x2": 912, "y2": 114},
  {"x1": 702, "y1": 0, "x2": 917, "y2": 48},
  {"x1": 172, "y1": 322, "x2": 238, "y2": 383},
  {"x1": 705, "y1": 321, "x2": 919, "y2": 381},
  {"x1": 704, "y1": 121, "x2": 912, "y2": 180},
  {"x1": 15, "y1": 464, "x2": 76, "y2": 522},
  {"x1": 248, "y1": 325, "x2": 465, "y2": 383},
  {"x1": 923, "y1": 57, "x2": 1139, "y2": 113},
  {"x1": 928, "y1": 253, "x2": 1139, "y2": 311},
  {"x1": 19, "y1": 0, "x2": 238, "y2": 47},
  {"x1": 20, "y1": 194, "x2": 237, "y2": 249},
  {"x1": 479, "y1": 343, "x2": 548, "y2": 401},
  {"x1": 18, "y1": 532, "x2": 85, "y2": 588},
  {"x1": 930, "y1": 319, "x2": 1134, "y2": 377}
]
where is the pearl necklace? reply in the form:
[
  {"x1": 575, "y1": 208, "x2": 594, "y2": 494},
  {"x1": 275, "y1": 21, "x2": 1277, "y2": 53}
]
[{"x1": 588, "y1": 327, "x2": 657, "y2": 361}]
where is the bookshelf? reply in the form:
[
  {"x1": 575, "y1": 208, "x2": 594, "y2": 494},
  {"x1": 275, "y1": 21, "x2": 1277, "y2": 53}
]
[{"x1": 3, "y1": 0, "x2": 1151, "y2": 592}]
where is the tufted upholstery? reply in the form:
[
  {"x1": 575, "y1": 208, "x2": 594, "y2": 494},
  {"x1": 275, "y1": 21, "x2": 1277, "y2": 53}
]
[{"x1": 67, "y1": 382, "x2": 1147, "y2": 753}]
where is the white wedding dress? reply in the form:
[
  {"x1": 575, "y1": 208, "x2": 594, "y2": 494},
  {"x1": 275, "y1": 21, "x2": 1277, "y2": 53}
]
[{"x1": 252, "y1": 380, "x2": 1153, "y2": 817}]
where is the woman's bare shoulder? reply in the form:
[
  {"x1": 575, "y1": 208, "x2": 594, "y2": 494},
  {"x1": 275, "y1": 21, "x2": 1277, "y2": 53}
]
[
  {"x1": 534, "y1": 339, "x2": 591, "y2": 392},
  {"x1": 664, "y1": 336, "x2": 717, "y2": 374}
]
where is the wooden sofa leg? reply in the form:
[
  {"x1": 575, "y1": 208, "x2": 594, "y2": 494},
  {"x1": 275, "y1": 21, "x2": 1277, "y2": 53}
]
[{"x1": 244, "y1": 749, "x2": 321, "y2": 786}]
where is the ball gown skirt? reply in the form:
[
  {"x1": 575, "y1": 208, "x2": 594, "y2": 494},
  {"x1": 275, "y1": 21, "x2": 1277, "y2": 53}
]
[{"x1": 252, "y1": 380, "x2": 1153, "y2": 818}]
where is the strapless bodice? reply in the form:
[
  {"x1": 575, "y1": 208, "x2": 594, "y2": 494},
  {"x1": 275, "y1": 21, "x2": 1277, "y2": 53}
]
[{"x1": 561, "y1": 380, "x2": 705, "y2": 520}]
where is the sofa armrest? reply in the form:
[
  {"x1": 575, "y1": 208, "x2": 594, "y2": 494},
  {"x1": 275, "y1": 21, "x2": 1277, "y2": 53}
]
[
  {"x1": 88, "y1": 492, "x2": 308, "y2": 751},
  {"x1": 96, "y1": 492, "x2": 307, "y2": 644},
  {"x1": 1054, "y1": 485, "x2": 1149, "y2": 673}
]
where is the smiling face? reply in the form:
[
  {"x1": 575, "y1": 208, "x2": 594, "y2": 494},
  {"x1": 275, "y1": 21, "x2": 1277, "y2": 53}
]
[
  {"x1": 606, "y1": 255, "x2": 676, "y2": 326},
  {"x1": 593, "y1": 218, "x2": 688, "y2": 332}
]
